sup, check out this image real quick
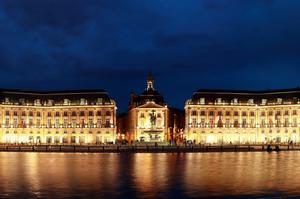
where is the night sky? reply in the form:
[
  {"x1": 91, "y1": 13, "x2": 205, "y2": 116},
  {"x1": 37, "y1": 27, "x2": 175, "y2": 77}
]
[{"x1": 0, "y1": 1, "x2": 300, "y2": 112}]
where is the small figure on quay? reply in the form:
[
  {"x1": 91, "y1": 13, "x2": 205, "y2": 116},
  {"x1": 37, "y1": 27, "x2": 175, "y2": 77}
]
[{"x1": 267, "y1": 144, "x2": 272, "y2": 152}]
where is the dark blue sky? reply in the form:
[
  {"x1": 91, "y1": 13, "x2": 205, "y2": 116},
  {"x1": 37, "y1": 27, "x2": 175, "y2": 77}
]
[{"x1": 0, "y1": 0, "x2": 300, "y2": 111}]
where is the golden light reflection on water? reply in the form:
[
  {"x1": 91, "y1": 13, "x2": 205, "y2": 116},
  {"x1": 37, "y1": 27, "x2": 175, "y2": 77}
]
[{"x1": 0, "y1": 152, "x2": 300, "y2": 198}]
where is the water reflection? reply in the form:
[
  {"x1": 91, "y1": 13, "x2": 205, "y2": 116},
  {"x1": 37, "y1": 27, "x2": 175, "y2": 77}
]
[{"x1": 0, "y1": 152, "x2": 300, "y2": 198}]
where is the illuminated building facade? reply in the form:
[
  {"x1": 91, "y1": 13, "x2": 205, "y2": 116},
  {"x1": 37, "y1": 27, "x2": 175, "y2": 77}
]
[
  {"x1": 0, "y1": 89, "x2": 116, "y2": 144},
  {"x1": 185, "y1": 89, "x2": 300, "y2": 144},
  {"x1": 117, "y1": 74, "x2": 183, "y2": 143}
]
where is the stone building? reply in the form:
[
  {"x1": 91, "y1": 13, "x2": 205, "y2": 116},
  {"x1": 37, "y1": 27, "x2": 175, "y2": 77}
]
[
  {"x1": 0, "y1": 89, "x2": 117, "y2": 144},
  {"x1": 117, "y1": 74, "x2": 184, "y2": 143},
  {"x1": 185, "y1": 88, "x2": 300, "y2": 144}
]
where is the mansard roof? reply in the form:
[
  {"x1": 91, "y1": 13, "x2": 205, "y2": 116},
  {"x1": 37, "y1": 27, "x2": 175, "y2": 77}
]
[
  {"x1": 189, "y1": 87, "x2": 300, "y2": 105},
  {"x1": 0, "y1": 89, "x2": 115, "y2": 105}
]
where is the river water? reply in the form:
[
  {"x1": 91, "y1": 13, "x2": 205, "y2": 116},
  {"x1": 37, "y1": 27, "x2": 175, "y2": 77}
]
[{"x1": 0, "y1": 151, "x2": 299, "y2": 198}]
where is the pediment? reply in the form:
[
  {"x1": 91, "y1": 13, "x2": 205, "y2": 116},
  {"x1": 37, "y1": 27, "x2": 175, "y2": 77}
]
[{"x1": 137, "y1": 102, "x2": 165, "y2": 109}]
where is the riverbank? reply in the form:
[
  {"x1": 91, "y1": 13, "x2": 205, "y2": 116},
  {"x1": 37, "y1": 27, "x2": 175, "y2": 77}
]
[{"x1": 0, "y1": 144, "x2": 299, "y2": 153}]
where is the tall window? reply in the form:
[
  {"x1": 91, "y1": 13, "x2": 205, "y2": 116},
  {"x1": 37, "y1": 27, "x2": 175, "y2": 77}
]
[
  {"x1": 89, "y1": 118, "x2": 93, "y2": 128},
  {"x1": 105, "y1": 119, "x2": 110, "y2": 128},
  {"x1": 234, "y1": 120, "x2": 239, "y2": 128},
  {"x1": 242, "y1": 119, "x2": 247, "y2": 127},
  {"x1": 225, "y1": 119, "x2": 230, "y2": 127},
  {"x1": 36, "y1": 119, "x2": 41, "y2": 128},
  {"x1": 72, "y1": 119, "x2": 76, "y2": 128},
  {"x1": 192, "y1": 118, "x2": 197, "y2": 127},
  {"x1": 55, "y1": 118, "x2": 60, "y2": 128},
  {"x1": 63, "y1": 119, "x2": 68, "y2": 128},
  {"x1": 97, "y1": 118, "x2": 102, "y2": 128},
  {"x1": 200, "y1": 119, "x2": 205, "y2": 127},
  {"x1": 47, "y1": 119, "x2": 52, "y2": 127}
]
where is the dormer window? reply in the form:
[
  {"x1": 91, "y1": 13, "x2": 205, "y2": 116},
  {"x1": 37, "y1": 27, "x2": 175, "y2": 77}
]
[
  {"x1": 262, "y1": 99, "x2": 267, "y2": 105},
  {"x1": 80, "y1": 98, "x2": 87, "y2": 105},
  {"x1": 248, "y1": 99, "x2": 254, "y2": 104},
  {"x1": 277, "y1": 98, "x2": 282, "y2": 104},
  {"x1": 47, "y1": 99, "x2": 53, "y2": 106},
  {"x1": 200, "y1": 98, "x2": 205, "y2": 105},
  {"x1": 140, "y1": 113, "x2": 145, "y2": 118},
  {"x1": 97, "y1": 98, "x2": 103, "y2": 105},
  {"x1": 5, "y1": 97, "x2": 9, "y2": 104},
  {"x1": 232, "y1": 98, "x2": 238, "y2": 104},
  {"x1": 63, "y1": 99, "x2": 70, "y2": 105},
  {"x1": 34, "y1": 99, "x2": 41, "y2": 106},
  {"x1": 217, "y1": 98, "x2": 222, "y2": 104}
]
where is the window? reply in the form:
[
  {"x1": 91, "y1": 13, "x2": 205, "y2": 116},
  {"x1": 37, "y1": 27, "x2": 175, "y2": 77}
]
[
  {"x1": 200, "y1": 119, "x2": 205, "y2": 127},
  {"x1": 284, "y1": 118, "x2": 289, "y2": 127},
  {"x1": 5, "y1": 118, "x2": 10, "y2": 127},
  {"x1": 276, "y1": 119, "x2": 281, "y2": 127},
  {"x1": 293, "y1": 118, "x2": 297, "y2": 127},
  {"x1": 72, "y1": 111, "x2": 77, "y2": 116},
  {"x1": 242, "y1": 112, "x2": 247, "y2": 117},
  {"x1": 13, "y1": 118, "x2": 18, "y2": 128},
  {"x1": 106, "y1": 111, "x2": 111, "y2": 116},
  {"x1": 293, "y1": 110, "x2": 297, "y2": 115},
  {"x1": 96, "y1": 111, "x2": 101, "y2": 116},
  {"x1": 269, "y1": 119, "x2": 273, "y2": 127},
  {"x1": 47, "y1": 112, "x2": 52, "y2": 117},
  {"x1": 261, "y1": 111, "x2": 266, "y2": 116},
  {"x1": 63, "y1": 112, "x2": 68, "y2": 117},
  {"x1": 192, "y1": 118, "x2": 197, "y2": 127},
  {"x1": 242, "y1": 119, "x2": 247, "y2": 127},
  {"x1": 209, "y1": 111, "x2": 214, "y2": 116},
  {"x1": 191, "y1": 110, "x2": 197, "y2": 116},
  {"x1": 250, "y1": 119, "x2": 255, "y2": 128},
  {"x1": 13, "y1": 111, "x2": 17, "y2": 116},
  {"x1": 22, "y1": 111, "x2": 26, "y2": 116},
  {"x1": 140, "y1": 113, "x2": 145, "y2": 118},
  {"x1": 209, "y1": 118, "x2": 214, "y2": 128},
  {"x1": 234, "y1": 120, "x2": 239, "y2": 128},
  {"x1": 269, "y1": 111, "x2": 273, "y2": 116},
  {"x1": 5, "y1": 111, "x2": 9, "y2": 116},
  {"x1": 29, "y1": 118, "x2": 33, "y2": 127},
  {"x1": 200, "y1": 111, "x2": 206, "y2": 116},
  {"x1": 72, "y1": 119, "x2": 76, "y2": 128},
  {"x1": 37, "y1": 112, "x2": 41, "y2": 117},
  {"x1": 55, "y1": 118, "x2": 60, "y2": 128},
  {"x1": 250, "y1": 112, "x2": 255, "y2": 117},
  {"x1": 97, "y1": 118, "x2": 102, "y2": 128},
  {"x1": 234, "y1": 111, "x2": 239, "y2": 116},
  {"x1": 55, "y1": 112, "x2": 60, "y2": 117},
  {"x1": 217, "y1": 111, "x2": 222, "y2": 116},
  {"x1": 29, "y1": 111, "x2": 33, "y2": 117},
  {"x1": 225, "y1": 119, "x2": 230, "y2": 127},
  {"x1": 105, "y1": 119, "x2": 110, "y2": 128},
  {"x1": 36, "y1": 119, "x2": 41, "y2": 128},
  {"x1": 276, "y1": 111, "x2": 281, "y2": 116},
  {"x1": 63, "y1": 119, "x2": 68, "y2": 128},
  {"x1": 217, "y1": 119, "x2": 223, "y2": 127},
  {"x1": 80, "y1": 111, "x2": 85, "y2": 117},
  {"x1": 284, "y1": 110, "x2": 289, "y2": 116},
  {"x1": 226, "y1": 111, "x2": 230, "y2": 116},
  {"x1": 47, "y1": 119, "x2": 52, "y2": 127},
  {"x1": 157, "y1": 113, "x2": 161, "y2": 118},
  {"x1": 261, "y1": 119, "x2": 266, "y2": 127},
  {"x1": 89, "y1": 111, "x2": 93, "y2": 116},
  {"x1": 89, "y1": 118, "x2": 93, "y2": 128}
]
